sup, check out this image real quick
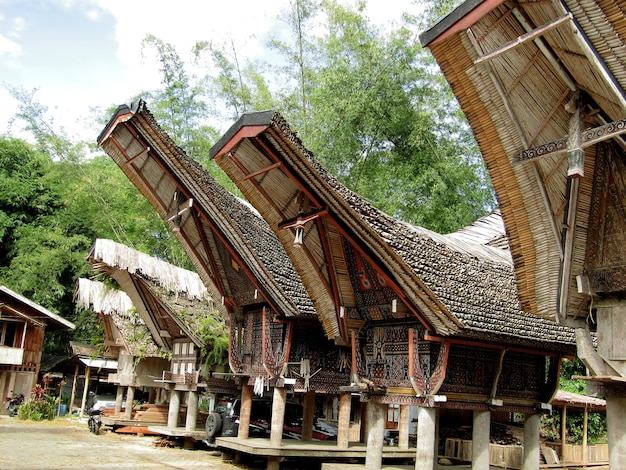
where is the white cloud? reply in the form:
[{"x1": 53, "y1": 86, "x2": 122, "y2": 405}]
[
  {"x1": 0, "y1": 34, "x2": 19, "y2": 55},
  {"x1": 0, "y1": 0, "x2": 421, "y2": 142}
]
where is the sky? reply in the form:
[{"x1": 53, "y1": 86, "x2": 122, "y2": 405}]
[{"x1": 0, "y1": 0, "x2": 422, "y2": 144}]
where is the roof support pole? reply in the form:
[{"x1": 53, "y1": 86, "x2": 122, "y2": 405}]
[{"x1": 558, "y1": 93, "x2": 584, "y2": 319}]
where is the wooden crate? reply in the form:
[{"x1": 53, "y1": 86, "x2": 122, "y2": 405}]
[{"x1": 489, "y1": 443, "x2": 522, "y2": 469}]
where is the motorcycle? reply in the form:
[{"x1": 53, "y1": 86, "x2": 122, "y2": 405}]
[
  {"x1": 5, "y1": 393, "x2": 24, "y2": 417},
  {"x1": 87, "y1": 408, "x2": 102, "y2": 435}
]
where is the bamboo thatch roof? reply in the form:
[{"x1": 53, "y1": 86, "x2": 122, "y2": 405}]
[
  {"x1": 88, "y1": 239, "x2": 218, "y2": 351},
  {"x1": 97, "y1": 102, "x2": 316, "y2": 323},
  {"x1": 420, "y1": 0, "x2": 626, "y2": 325},
  {"x1": 89, "y1": 239, "x2": 209, "y2": 301},
  {"x1": 210, "y1": 111, "x2": 577, "y2": 353},
  {"x1": 75, "y1": 278, "x2": 161, "y2": 358}
]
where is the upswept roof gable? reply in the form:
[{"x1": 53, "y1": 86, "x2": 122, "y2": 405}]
[
  {"x1": 211, "y1": 111, "x2": 576, "y2": 352},
  {"x1": 75, "y1": 278, "x2": 161, "y2": 358},
  {"x1": 420, "y1": 0, "x2": 626, "y2": 323},
  {"x1": 98, "y1": 101, "x2": 316, "y2": 321}
]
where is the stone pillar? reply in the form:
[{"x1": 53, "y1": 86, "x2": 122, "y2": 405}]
[
  {"x1": 185, "y1": 390, "x2": 199, "y2": 432},
  {"x1": 114, "y1": 385, "x2": 124, "y2": 415},
  {"x1": 365, "y1": 401, "x2": 385, "y2": 469},
  {"x1": 472, "y1": 410, "x2": 491, "y2": 470},
  {"x1": 238, "y1": 385, "x2": 253, "y2": 439},
  {"x1": 167, "y1": 389, "x2": 181, "y2": 429},
  {"x1": 337, "y1": 392, "x2": 352, "y2": 449},
  {"x1": 270, "y1": 386, "x2": 287, "y2": 447},
  {"x1": 398, "y1": 405, "x2": 411, "y2": 449},
  {"x1": 124, "y1": 386, "x2": 135, "y2": 420},
  {"x1": 607, "y1": 397, "x2": 626, "y2": 468},
  {"x1": 415, "y1": 406, "x2": 437, "y2": 470},
  {"x1": 301, "y1": 390, "x2": 316, "y2": 441},
  {"x1": 523, "y1": 413, "x2": 541, "y2": 470}
]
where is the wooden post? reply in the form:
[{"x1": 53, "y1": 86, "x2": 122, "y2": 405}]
[
  {"x1": 561, "y1": 404, "x2": 568, "y2": 459},
  {"x1": 582, "y1": 403, "x2": 588, "y2": 463},
  {"x1": 79, "y1": 366, "x2": 91, "y2": 418},
  {"x1": 398, "y1": 405, "x2": 410, "y2": 449},
  {"x1": 270, "y1": 386, "x2": 287, "y2": 447},
  {"x1": 69, "y1": 363, "x2": 79, "y2": 415},
  {"x1": 124, "y1": 386, "x2": 135, "y2": 420},
  {"x1": 238, "y1": 385, "x2": 253, "y2": 439},
  {"x1": 115, "y1": 385, "x2": 124, "y2": 415},
  {"x1": 301, "y1": 390, "x2": 315, "y2": 441},
  {"x1": 337, "y1": 392, "x2": 352, "y2": 449}
]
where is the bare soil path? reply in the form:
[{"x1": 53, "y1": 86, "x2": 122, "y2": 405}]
[{"x1": 0, "y1": 415, "x2": 235, "y2": 469}]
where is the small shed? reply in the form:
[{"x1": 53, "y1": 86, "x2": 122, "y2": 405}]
[{"x1": 0, "y1": 286, "x2": 75, "y2": 410}]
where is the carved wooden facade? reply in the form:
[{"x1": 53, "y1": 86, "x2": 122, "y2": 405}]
[
  {"x1": 97, "y1": 104, "x2": 349, "y2": 401},
  {"x1": 210, "y1": 111, "x2": 576, "y2": 417}
]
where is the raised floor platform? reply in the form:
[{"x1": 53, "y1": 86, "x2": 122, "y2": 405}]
[
  {"x1": 215, "y1": 437, "x2": 416, "y2": 459},
  {"x1": 147, "y1": 425, "x2": 207, "y2": 441}
]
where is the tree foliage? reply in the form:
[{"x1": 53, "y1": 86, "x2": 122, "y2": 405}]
[
  {"x1": 0, "y1": 93, "x2": 193, "y2": 353},
  {"x1": 205, "y1": 0, "x2": 495, "y2": 231},
  {"x1": 0, "y1": 0, "x2": 496, "y2": 361}
]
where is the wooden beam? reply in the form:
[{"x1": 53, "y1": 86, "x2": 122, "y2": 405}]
[
  {"x1": 244, "y1": 161, "x2": 282, "y2": 180},
  {"x1": 474, "y1": 13, "x2": 572, "y2": 66},
  {"x1": 511, "y1": 8, "x2": 576, "y2": 92},
  {"x1": 514, "y1": 117, "x2": 626, "y2": 163},
  {"x1": 277, "y1": 207, "x2": 329, "y2": 229},
  {"x1": 558, "y1": 176, "x2": 579, "y2": 320}
]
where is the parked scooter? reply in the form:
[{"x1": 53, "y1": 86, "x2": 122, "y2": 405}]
[
  {"x1": 5, "y1": 393, "x2": 24, "y2": 417},
  {"x1": 85, "y1": 391, "x2": 102, "y2": 435},
  {"x1": 87, "y1": 408, "x2": 102, "y2": 435}
]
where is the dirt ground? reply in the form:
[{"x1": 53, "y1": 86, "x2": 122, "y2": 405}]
[{"x1": 0, "y1": 415, "x2": 237, "y2": 470}]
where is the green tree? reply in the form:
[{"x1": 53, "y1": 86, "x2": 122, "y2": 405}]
[
  {"x1": 0, "y1": 91, "x2": 198, "y2": 352},
  {"x1": 283, "y1": 1, "x2": 494, "y2": 231},
  {"x1": 141, "y1": 35, "x2": 240, "y2": 194}
]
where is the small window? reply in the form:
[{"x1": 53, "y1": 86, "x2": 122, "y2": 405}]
[{"x1": 1, "y1": 322, "x2": 17, "y2": 347}]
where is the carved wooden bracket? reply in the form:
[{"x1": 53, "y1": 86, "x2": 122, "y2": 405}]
[
  {"x1": 228, "y1": 311, "x2": 242, "y2": 373},
  {"x1": 408, "y1": 328, "x2": 450, "y2": 397},
  {"x1": 262, "y1": 307, "x2": 293, "y2": 378}
]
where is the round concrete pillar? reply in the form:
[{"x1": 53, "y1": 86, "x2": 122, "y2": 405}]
[
  {"x1": 523, "y1": 413, "x2": 541, "y2": 470},
  {"x1": 415, "y1": 406, "x2": 437, "y2": 470},
  {"x1": 365, "y1": 401, "x2": 386, "y2": 469},
  {"x1": 472, "y1": 409, "x2": 491, "y2": 469},
  {"x1": 185, "y1": 390, "x2": 199, "y2": 432},
  {"x1": 607, "y1": 397, "x2": 626, "y2": 469},
  {"x1": 167, "y1": 389, "x2": 181, "y2": 429}
]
